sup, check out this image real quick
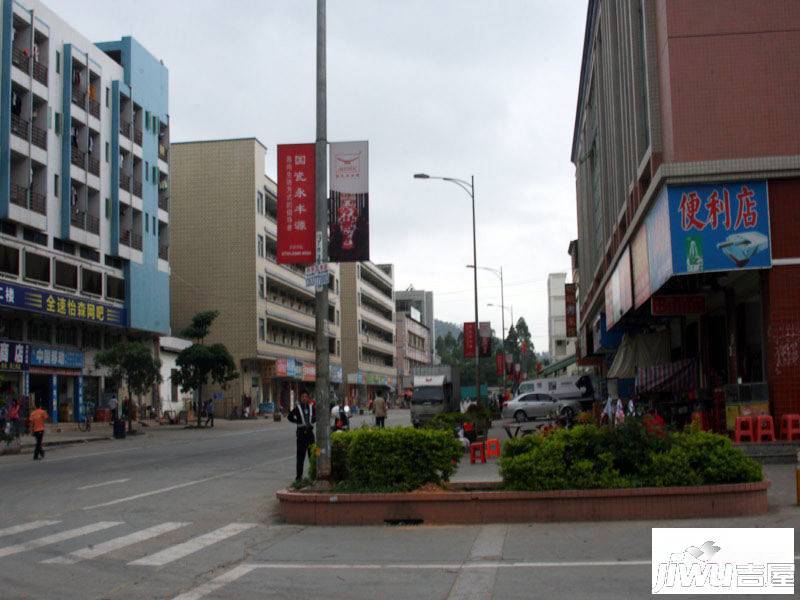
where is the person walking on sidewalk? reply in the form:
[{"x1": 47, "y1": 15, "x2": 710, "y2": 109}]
[
  {"x1": 204, "y1": 399, "x2": 215, "y2": 428},
  {"x1": 29, "y1": 404, "x2": 48, "y2": 461},
  {"x1": 287, "y1": 391, "x2": 316, "y2": 482},
  {"x1": 373, "y1": 392, "x2": 387, "y2": 429},
  {"x1": 8, "y1": 398, "x2": 21, "y2": 439}
]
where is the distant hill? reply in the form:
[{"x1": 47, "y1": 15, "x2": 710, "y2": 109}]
[{"x1": 435, "y1": 319, "x2": 462, "y2": 341}]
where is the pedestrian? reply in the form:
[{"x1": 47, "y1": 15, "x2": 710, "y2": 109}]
[
  {"x1": 8, "y1": 398, "x2": 21, "y2": 439},
  {"x1": 287, "y1": 391, "x2": 316, "y2": 482},
  {"x1": 204, "y1": 399, "x2": 215, "y2": 428},
  {"x1": 373, "y1": 392, "x2": 387, "y2": 428},
  {"x1": 29, "y1": 403, "x2": 48, "y2": 461}
]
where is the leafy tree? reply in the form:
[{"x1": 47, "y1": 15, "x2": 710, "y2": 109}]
[
  {"x1": 173, "y1": 311, "x2": 239, "y2": 427},
  {"x1": 95, "y1": 341, "x2": 162, "y2": 432},
  {"x1": 514, "y1": 317, "x2": 536, "y2": 377}
]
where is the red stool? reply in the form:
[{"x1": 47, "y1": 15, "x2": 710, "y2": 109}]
[
  {"x1": 734, "y1": 416, "x2": 754, "y2": 443},
  {"x1": 754, "y1": 415, "x2": 775, "y2": 442},
  {"x1": 780, "y1": 414, "x2": 800, "y2": 441},
  {"x1": 485, "y1": 438, "x2": 501, "y2": 459},
  {"x1": 469, "y1": 442, "x2": 486, "y2": 464}
]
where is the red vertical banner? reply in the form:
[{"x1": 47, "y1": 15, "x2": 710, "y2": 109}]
[
  {"x1": 495, "y1": 353, "x2": 504, "y2": 376},
  {"x1": 277, "y1": 144, "x2": 316, "y2": 264},
  {"x1": 463, "y1": 322, "x2": 477, "y2": 358},
  {"x1": 565, "y1": 283, "x2": 577, "y2": 337}
]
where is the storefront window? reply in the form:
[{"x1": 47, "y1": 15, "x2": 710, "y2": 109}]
[
  {"x1": 28, "y1": 321, "x2": 51, "y2": 343},
  {"x1": 0, "y1": 316, "x2": 24, "y2": 341}
]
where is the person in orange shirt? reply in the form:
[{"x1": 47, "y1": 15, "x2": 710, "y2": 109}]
[{"x1": 29, "y1": 404, "x2": 48, "y2": 461}]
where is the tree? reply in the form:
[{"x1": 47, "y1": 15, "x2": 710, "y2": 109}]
[
  {"x1": 95, "y1": 341, "x2": 162, "y2": 432},
  {"x1": 173, "y1": 311, "x2": 239, "y2": 427},
  {"x1": 515, "y1": 317, "x2": 536, "y2": 377}
]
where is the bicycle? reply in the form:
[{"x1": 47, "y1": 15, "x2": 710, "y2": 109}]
[{"x1": 77, "y1": 408, "x2": 94, "y2": 432}]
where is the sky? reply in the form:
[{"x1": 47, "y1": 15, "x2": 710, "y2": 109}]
[{"x1": 50, "y1": 0, "x2": 587, "y2": 352}]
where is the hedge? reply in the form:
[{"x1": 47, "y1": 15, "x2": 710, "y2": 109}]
[
  {"x1": 500, "y1": 420, "x2": 762, "y2": 491},
  {"x1": 330, "y1": 427, "x2": 462, "y2": 492}
]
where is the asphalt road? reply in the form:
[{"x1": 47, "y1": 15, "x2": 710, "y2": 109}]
[{"x1": 0, "y1": 409, "x2": 797, "y2": 600}]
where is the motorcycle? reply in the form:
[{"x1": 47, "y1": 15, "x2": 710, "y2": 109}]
[{"x1": 331, "y1": 405, "x2": 351, "y2": 432}]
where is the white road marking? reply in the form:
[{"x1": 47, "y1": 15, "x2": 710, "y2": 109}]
[
  {"x1": 77, "y1": 478, "x2": 131, "y2": 490},
  {"x1": 129, "y1": 523, "x2": 258, "y2": 567},
  {"x1": 447, "y1": 524, "x2": 507, "y2": 600},
  {"x1": 42, "y1": 522, "x2": 188, "y2": 565},
  {"x1": 0, "y1": 520, "x2": 61, "y2": 539},
  {"x1": 170, "y1": 564, "x2": 261, "y2": 600},
  {"x1": 0, "y1": 522, "x2": 123, "y2": 558}
]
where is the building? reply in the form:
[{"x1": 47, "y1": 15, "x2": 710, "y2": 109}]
[
  {"x1": 158, "y1": 335, "x2": 191, "y2": 417},
  {"x1": 169, "y1": 138, "x2": 342, "y2": 416},
  {"x1": 395, "y1": 303, "x2": 431, "y2": 391},
  {"x1": 571, "y1": 1, "x2": 800, "y2": 422},
  {"x1": 0, "y1": 0, "x2": 170, "y2": 422},
  {"x1": 547, "y1": 272, "x2": 575, "y2": 360},
  {"x1": 339, "y1": 261, "x2": 396, "y2": 406},
  {"x1": 394, "y1": 287, "x2": 434, "y2": 363}
]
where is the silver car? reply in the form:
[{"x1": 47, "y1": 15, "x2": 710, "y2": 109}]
[{"x1": 501, "y1": 393, "x2": 583, "y2": 423}]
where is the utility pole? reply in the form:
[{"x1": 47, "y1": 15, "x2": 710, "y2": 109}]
[
  {"x1": 470, "y1": 176, "x2": 480, "y2": 406},
  {"x1": 499, "y1": 266, "x2": 505, "y2": 391},
  {"x1": 314, "y1": 0, "x2": 331, "y2": 480}
]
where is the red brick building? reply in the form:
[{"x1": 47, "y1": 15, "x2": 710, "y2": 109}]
[{"x1": 572, "y1": 0, "x2": 800, "y2": 426}]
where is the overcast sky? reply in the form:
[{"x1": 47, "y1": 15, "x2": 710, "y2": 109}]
[{"x1": 52, "y1": 0, "x2": 586, "y2": 351}]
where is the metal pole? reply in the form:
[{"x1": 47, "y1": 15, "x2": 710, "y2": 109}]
[
  {"x1": 314, "y1": 0, "x2": 331, "y2": 480},
  {"x1": 500, "y1": 267, "x2": 505, "y2": 394},
  {"x1": 471, "y1": 175, "x2": 480, "y2": 406}
]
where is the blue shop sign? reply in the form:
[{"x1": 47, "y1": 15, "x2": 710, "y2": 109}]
[
  {"x1": 30, "y1": 345, "x2": 84, "y2": 370},
  {"x1": 0, "y1": 282, "x2": 127, "y2": 327},
  {"x1": 668, "y1": 181, "x2": 771, "y2": 275}
]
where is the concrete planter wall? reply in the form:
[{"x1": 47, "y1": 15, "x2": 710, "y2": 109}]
[{"x1": 277, "y1": 480, "x2": 770, "y2": 525}]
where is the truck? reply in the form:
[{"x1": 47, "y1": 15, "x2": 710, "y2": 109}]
[{"x1": 410, "y1": 365, "x2": 461, "y2": 427}]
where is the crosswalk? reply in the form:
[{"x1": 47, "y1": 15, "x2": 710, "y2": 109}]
[{"x1": 0, "y1": 519, "x2": 258, "y2": 567}]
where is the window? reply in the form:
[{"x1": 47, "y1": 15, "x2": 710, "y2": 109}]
[
  {"x1": 257, "y1": 234, "x2": 264, "y2": 258},
  {"x1": 54, "y1": 174, "x2": 59, "y2": 197},
  {"x1": 54, "y1": 260, "x2": 78, "y2": 289},
  {"x1": 56, "y1": 51, "x2": 60, "y2": 74},
  {"x1": 145, "y1": 161, "x2": 149, "y2": 181},
  {"x1": 105, "y1": 87, "x2": 109, "y2": 108},
  {"x1": 80, "y1": 247, "x2": 100, "y2": 263},
  {"x1": 82, "y1": 328, "x2": 101, "y2": 349},
  {"x1": 258, "y1": 318, "x2": 265, "y2": 341},
  {"x1": 145, "y1": 215, "x2": 149, "y2": 233},
  {"x1": 105, "y1": 198, "x2": 110, "y2": 219},
  {"x1": 152, "y1": 216, "x2": 156, "y2": 232},
  {"x1": 0, "y1": 244, "x2": 19, "y2": 276},
  {"x1": 145, "y1": 111, "x2": 150, "y2": 129},
  {"x1": 81, "y1": 268, "x2": 102, "y2": 296},
  {"x1": 257, "y1": 191, "x2": 264, "y2": 215},
  {"x1": 106, "y1": 275, "x2": 125, "y2": 301},
  {"x1": 152, "y1": 165, "x2": 156, "y2": 182},
  {"x1": 0, "y1": 316, "x2": 23, "y2": 341},
  {"x1": 258, "y1": 275, "x2": 265, "y2": 298},
  {"x1": 337, "y1": 340, "x2": 341, "y2": 355},
  {"x1": 24, "y1": 251, "x2": 50, "y2": 283},
  {"x1": 54, "y1": 112, "x2": 61, "y2": 135},
  {"x1": 56, "y1": 324, "x2": 78, "y2": 346},
  {"x1": 105, "y1": 254, "x2": 123, "y2": 269},
  {"x1": 23, "y1": 228, "x2": 47, "y2": 246},
  {"x1": 29, "y1": 321, "x2": 51, "y2": 343},
  {"x1": 105, "y1": 142, "x2": 109, "y2": 163}
]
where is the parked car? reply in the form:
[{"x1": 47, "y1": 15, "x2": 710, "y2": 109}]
[{"x1": 501, "y1": 393, "x2": 583, "y2": 423}]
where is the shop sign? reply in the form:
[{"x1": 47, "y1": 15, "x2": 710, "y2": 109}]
[
  {"x1": 646, "y1": 189, "x2": 673, "y2": 295},
  {"x1": 346, "y1": 372, "x2": 364, "y2": 385},
  {"x1": 0, "y1": 341, "x2": 29, "y2": 370},
  {"x1": 0, "y1": 282, "x2": 126, "y2": 326},
  {"x1": 329, "y1": 364, "x2": 343, "y2": 384},
  {"x1": 329, "y1": 141, "x2": 369, "y2": 262},
  {"x1": 302, "y1": 362, "x2": 316, "y2": 382},
  {"x1": 277, "y1": 143, "x2": 316, "y2": 264},
  {"x1": 276, "y1": 358, "x2": 301, "y2": 379},
  {"x1": 668, "y1": 180, "x2": 771, "y2": 274},
  {"x1": 29, "y1": 345, "x2": 83, "y2": 370},
  {"x1": 304, "y1": 263, "x2": 329, "y2": 288},
  {"x1": 631, "y1": 226, "x2": 651, "y2": 309},
  {"x1": 604, "y1": 247, "x2": 632, "y2": 330},
  {"x1": 651, "y1": 294, "x2": 707, "y2": 316},
  {"x1": 564, "y1": 283, "x2": 577, "y2": 337}
]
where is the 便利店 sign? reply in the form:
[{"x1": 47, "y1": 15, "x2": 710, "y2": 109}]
[{"x1": 277, "y1": 144, "x2": 316, "y2": 264}]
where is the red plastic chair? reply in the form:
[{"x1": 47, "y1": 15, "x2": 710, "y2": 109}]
[
  {"x1": 734, "y1": 416, "x2": 754, "y2": 443},
  {"x1": 754, "y1": 415, "x2": 775, "y2": 442},
  {"x1": 485, "y1": 438, "x2": 501, "y2": 459},
  {"x1": 779, "y1": 414, "x2": 800, "y2": 441},
  {"x1": 469, "y1": 442, "x2": 486, "y2": 464}
]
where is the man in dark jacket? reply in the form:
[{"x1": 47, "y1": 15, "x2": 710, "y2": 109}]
[{"x1": 287, "y1": 391, "x2": 316, "y2": 481}]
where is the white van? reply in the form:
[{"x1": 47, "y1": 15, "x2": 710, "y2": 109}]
[{"x1": 516, "y1": 374, "x2": 595, "y2": 400}]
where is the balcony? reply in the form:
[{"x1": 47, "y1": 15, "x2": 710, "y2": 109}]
[
  {"x1": 158, "y1": 144, "x2": 168, "y2": 161},
  {"x1": 158, "y1": 194, "x2": 169, "y2": 212},
  {"x1": 88, "y1": 98, "x2": 100, "y2": 119},
  {"x1": 10, "y1": 113, "x2": 27, "y2": 140},
  {"x1": 119, "y1": 122, "x2": 130, "y2": 139},
  {"x1": 86, "y1": 213, "x2": 100, "y2": 234},
  {"x1": 134, "y1": 129, "x2": 142, "y2": 146},
  {"x1": 71, "y1": 88, "x2": 86, "y2": 109},
  {"x1": 120, "y1": 173, "x2": 131, "y2": 192},
  {"x1": 361, "y1": 302, "x2": 394, "y2": 328},
  {"x1": 158, "y1": 245, "x2": 168, "y2": 260},
  {"x1": 133, "y1": 179, "x2": 142, "y2": 198},
  {"x1": 361, "y1": 276, "x2": 393, "y2": 304},
  {"x1": 131, "y1": 232, "x2": 143, "y2": 251},
  {"x1": 120, "y1": 229, "x2": 131, "y2": 246},
  {"x1": 70, "y1": 209, "x2": 86, "y2": 229},
  {"x1": 71, "y1": 147, "x2": 86, "y2": 170},
  {"x1": 87, "y1": 155, "x2": 100, "y2": 176},
  {"x1": 31, "y1": 123, "x2": 46, "y2": 149},
  {"x1": 10, "y1": 183, "x2": 27, "y2": 208},
  {"x1": 30, "y1": 190, "x2": 46, "y2": 215},
  {"x1": 32, "y1": 61, "x2": 47, "y2": 86},
  {"x1": 11, "y1": 47, "x2": 29, "y2": 72}
]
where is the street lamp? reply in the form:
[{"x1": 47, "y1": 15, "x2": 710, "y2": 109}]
[
  {"x1": 415, "y1": 172, "x2": 480, "y2": 405},
  {"x1": 468, "y1": 265, "x2": 506, "y2": 391}
]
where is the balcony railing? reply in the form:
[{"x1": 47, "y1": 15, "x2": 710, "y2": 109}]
[
  {"x1": 120, "y1": 229, "x2": 131, "y2": 246},
  {"x1": 11, "y1": 47, "x2": 29, "y2": 72},
  {"x1": 86, "y1": 213, "x2": 100, "y2": 234},
  {"x1": 158, "y1": 144, "x2": 168, "y2": 160},
  {"x1": 71, "y1": 147, "x2": 86, "y2": 169},
  {"x1": 30, "y1": 190, "x2": 46, "y2": 215},
  {"x1": 32, "y1": 61, "x2": 47, "y2": 86},
  {"x1": 88, "y1": 98, "x2": 100, "y2": 119},
  {"x1": 31, "y1": 123, "x2": 46, "y2": 149},
  {"x1": 10, "y1": 183, "x2": 27, "y2": 208},
  {"x1": 10, "y1": 184, "x2": 46, "y2": 215},
  {"x1": 71, "y1": 88, "x2": 86, "y2": 109},
  {"x1": 70, "y1": 209, "x2": 86, "y2": 229},
  {"x1": 134, "y1": 129, "x2": 142, "y2": 146},
  {"x1": 87, "y1": 155, "x2": 100, "y2": 176},
  {"x1": 131, "y1": 232, "x2": 143, "y2": 251},
  {"x1": 158, "y1": 194, "x2": 169, "y2": 212},
  {"x1": 120, "y1": 173, "x2": 131, "y2": 192},
  {"x1": 133, "y1": 179, "x2": 142, "y2": 198},
  {"x1": 119, "y1": 122, "x2": 131, "y2": 139},
  {"x1": 158, "y1": 245, "x2": 168, "y2": 260},
  {"x1": 10, "y1": 113, "x2": 27, "y2": 140}
]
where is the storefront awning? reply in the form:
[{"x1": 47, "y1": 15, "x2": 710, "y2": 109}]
[
  {"x1": 607, "y1": 331, "x2": 670, "y2": 379},
  {"x1": 635, "y1": 359, "x2": 698, "y2": 394}
]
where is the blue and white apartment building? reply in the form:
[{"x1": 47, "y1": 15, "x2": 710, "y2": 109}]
[{"x1": 0, "y1": 0, "x2": 170, "y2": 422}]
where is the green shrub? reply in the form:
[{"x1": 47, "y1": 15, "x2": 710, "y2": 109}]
[
  {"x1": 672, "y1": 430, "x2": 762, "y2": 484},
  {"x1": 502, "y1": 434, "x2": 544, "y2": 459},
  {"x1": 644, "y1": 446, "x2": 703, "y2": 487},
  {"x1": 422, "y1": 412, "x2": 463, "y2": 434},
  {"x1": 331, "y1": 427, "x2": 462, "y2": 492}
]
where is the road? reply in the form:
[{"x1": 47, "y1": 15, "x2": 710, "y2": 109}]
[{"x1": 0, "y1": 409, "x2": 797, "y2": 599}]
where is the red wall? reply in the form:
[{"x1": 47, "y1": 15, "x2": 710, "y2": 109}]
[{"x1": 656, "y1": 0, "x2": 800, "y2": 163}]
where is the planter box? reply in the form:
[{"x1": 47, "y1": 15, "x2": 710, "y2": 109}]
[{"x1": 276, "y1": 480, "x2": 770, "y2": 525}]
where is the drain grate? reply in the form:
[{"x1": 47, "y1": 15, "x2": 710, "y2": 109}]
[{"x1": 384, "y1": 519, "x2": 423, "y2": 526}]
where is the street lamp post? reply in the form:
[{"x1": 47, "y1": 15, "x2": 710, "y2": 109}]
[
  {"x1": 468, "y1": 265, "x2": 505, "y2": 391},
  {"x1": 488, "y1": 300, "x2": 514, "y2": 391},
  {"x1": 415, "y1": 173, "x2": 481, "y2": 405}
]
